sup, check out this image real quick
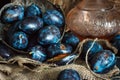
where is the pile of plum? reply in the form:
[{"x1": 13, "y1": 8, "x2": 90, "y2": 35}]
[
  {"x1": 0, "y1": 2, "x2": 120, "y2": 79},
  {"x1": 0, "y1": 3, "x2": 80, "y2": 64}
]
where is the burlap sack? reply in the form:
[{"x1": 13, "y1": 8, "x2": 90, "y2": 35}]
[
  {"x1": 0, "y1": 55, "x2": 119, "y2": 80},
  {"x1": 0, "y1": 0, "x2": 120, "y2": 80},
  {"x1": 0, "y1": 39, "x2": 119, "y2": 80}
]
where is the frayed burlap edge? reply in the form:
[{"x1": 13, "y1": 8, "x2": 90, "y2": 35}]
[{"x1": 0, "y1": 53, "x2": 119, "y2": 80}]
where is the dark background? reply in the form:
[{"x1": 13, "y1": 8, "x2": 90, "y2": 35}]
[{"x1": 0, "y1": 0, "x2": 11, "y2": 9}]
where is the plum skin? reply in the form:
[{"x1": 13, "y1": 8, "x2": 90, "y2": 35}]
[
  {"x1": 10, "y1": 31, "x2": 28, "y2": 50},
  {"x1": 43, "y1": 10, "x2": 64, "y2": 27},
  {"x1": 90, "y1": 50, "x2": 116, "y2": 74},
  {"x1": 1, "y1": 5, "x2": 24, "y2": 23},
  {"x1": 38, "y1": 25, "x2": 61, "y2": 45},
  {"x1": 57, "y1": 69, "x2": 81, "y2": 80}
]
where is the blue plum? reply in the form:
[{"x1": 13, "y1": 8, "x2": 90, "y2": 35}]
[
  {"x1": 29, "y1": 45, "x2": 47, "y2": 62},
  {"x1": 38, "y1": 25, "x2": 61, "y2": 45},
  {"x1": 10, "y1": 31, "x2": 28, "y2": 49},
  {"x1": 43, "y1": 10, "x2": 64, "y2": 27},
  {"x1": 19, "y1": 16, "x2": 43, "y2": 34},
  {"x1": 47, "y1": 43, "x2": 73, "y2": 58},
  {"x1": 90, "y1": 50, "x2": 116, "y2": 74},
  {"x1": 58, "y1": 69, "x2": 81, "y2": 80},
  {"x1": 62, "y1": 31, "x2": 80, "y2": 48},
  {"x1": 111, "y1": 34, "x2": 120, "y2": 55},
  {"x1": 25, "y1": 4, "x2": 42, "y2": 17},
  {"x1": 0, "y1": 43, "x2": 13, "y2": 60},
  {"x1": 1, "y1": 5, "x2": 24, "y2": 23},
  {"x1": 81, "y1": 41, "x2": 103, "y2": 60},
  {"x1": 7, "y1": 21, "x2": 21, "y2": 38},
  {"x1": 111, "y1": 34, "x2": 120, "y2": 41}
]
